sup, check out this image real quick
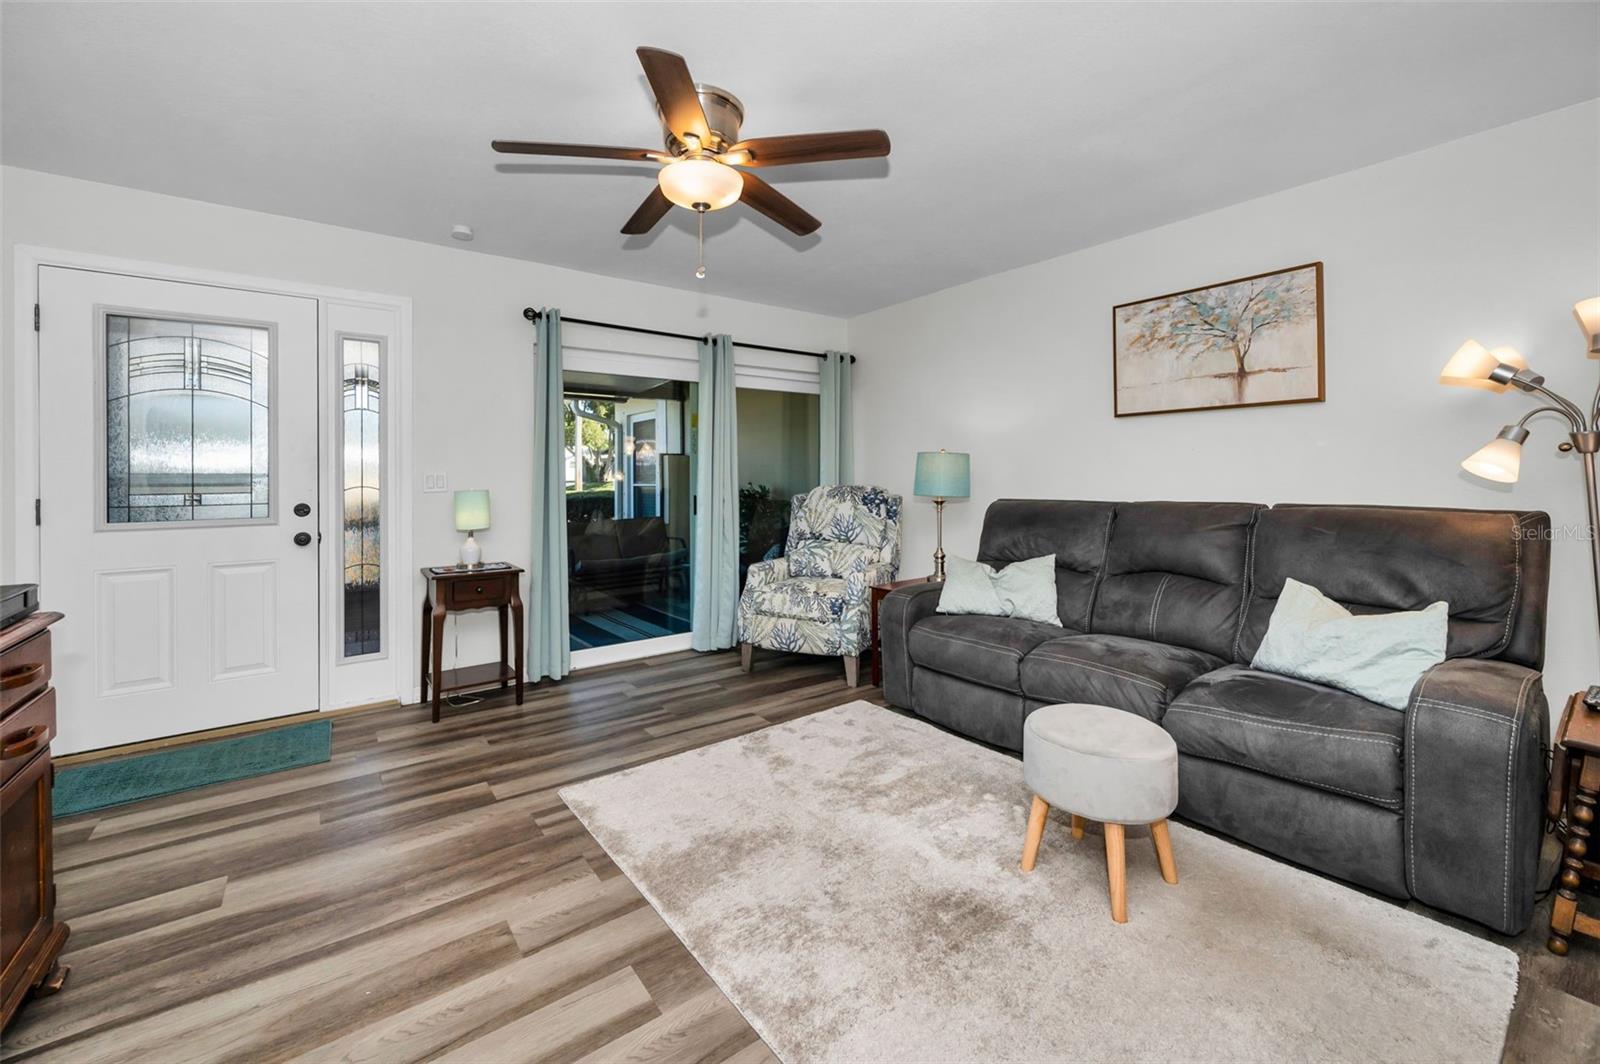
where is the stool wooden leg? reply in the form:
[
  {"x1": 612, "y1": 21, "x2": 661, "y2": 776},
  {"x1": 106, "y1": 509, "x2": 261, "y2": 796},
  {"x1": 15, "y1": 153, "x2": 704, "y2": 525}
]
[
  {"x1": 1105, "y1": 823, "x2": 1127, "y2": 923},
  {"x1": 1150, "y1": 819, "x2": 1178, "y2": 885},
  {"x1": 1021, "y1": 796, "x2": 1050, "y2": 872},
  {"x1": 1071, "y1": 814, "x2": 1085, "y2": 840}
]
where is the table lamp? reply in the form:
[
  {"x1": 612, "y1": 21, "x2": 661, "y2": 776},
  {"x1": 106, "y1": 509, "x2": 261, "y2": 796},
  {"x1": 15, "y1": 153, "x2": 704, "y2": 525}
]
[
  {"x1": 454, "y1": 490, "x2": 490, "y2": 568},
  {"x1": 913, "y1": 450, "x2": 970, "y2": 581}
]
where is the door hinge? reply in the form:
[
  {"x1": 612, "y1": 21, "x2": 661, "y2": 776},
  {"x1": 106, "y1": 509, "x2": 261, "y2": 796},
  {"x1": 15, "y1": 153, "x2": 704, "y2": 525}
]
[
  {"x1": 34, "y1": 499, "x2": 41, "y2": 526},
  {"x1": 33, "y1": 304, "x2": 40, "y2": 332}
]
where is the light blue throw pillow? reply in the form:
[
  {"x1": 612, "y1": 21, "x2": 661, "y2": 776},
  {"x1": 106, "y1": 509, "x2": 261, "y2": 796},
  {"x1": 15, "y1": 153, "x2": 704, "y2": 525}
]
[
  {"x1": 937, "y1": 555, "x2": 1061, "y2": 626},
  {"x1": 1251, "y1": 577, "x2": 1448, "y2": 710}
]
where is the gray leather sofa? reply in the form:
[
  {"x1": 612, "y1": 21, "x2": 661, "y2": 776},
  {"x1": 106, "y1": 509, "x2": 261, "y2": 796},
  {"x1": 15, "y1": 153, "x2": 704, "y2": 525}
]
[{"x1": 880, "y1": 500, "x2": 1551, "y2": 934}]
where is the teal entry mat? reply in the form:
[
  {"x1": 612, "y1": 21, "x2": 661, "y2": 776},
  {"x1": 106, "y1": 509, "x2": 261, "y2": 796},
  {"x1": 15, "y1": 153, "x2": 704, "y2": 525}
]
[{"x1": 53, "y1": 719, "x2": 333, "y2": 817}]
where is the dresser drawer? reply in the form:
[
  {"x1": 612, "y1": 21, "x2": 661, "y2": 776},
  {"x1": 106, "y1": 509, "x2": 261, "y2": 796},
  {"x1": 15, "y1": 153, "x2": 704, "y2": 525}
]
[
  {"x1": 444, "y1": 575, "x2": 510, "y2": 609},
  {"x1": 1, "y1": 630, "x2": 51, "y2": 716},
  {"x1": 1, "y1": 688, "x2": 55, "y2": 788}
]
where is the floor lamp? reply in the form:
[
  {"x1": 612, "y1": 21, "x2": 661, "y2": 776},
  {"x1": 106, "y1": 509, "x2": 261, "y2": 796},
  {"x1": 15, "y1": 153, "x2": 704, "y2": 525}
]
[{"x1": 1443, "y1": 296, "x2": 1600, "y2": 636}]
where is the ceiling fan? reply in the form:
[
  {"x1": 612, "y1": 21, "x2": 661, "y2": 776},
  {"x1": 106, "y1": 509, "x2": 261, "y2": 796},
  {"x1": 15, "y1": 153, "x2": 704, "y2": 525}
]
[{"x1": 492, "y1": 46, "x2": 890, "y2": 277}]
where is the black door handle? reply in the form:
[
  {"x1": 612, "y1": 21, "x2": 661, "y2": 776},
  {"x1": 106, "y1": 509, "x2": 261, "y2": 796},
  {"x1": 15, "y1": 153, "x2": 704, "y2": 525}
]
[
  {"x1": 294, "y1": 502, "x2": 312, "y2": 517},
  {"x1": 293, "y1": 532, "x2": 313, "y2": 547}
]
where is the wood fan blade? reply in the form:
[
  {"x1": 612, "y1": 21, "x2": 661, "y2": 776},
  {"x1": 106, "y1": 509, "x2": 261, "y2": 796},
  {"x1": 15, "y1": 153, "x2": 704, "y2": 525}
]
[
  {"x1": 637, "y1": 47, "x2": 710, "y2": 146},
  {"x1": 739, "y1": 171, "x2": 820, "y2": 235},
  {"x1": 621, "y1": 186, "x2": 674, "y2": 235},
  {"x1": 722, "y1": 130, "x2": 890, "y2": 167},
  {"x1": 491, "y1": 141, "x2": 665, "y2": 162}
]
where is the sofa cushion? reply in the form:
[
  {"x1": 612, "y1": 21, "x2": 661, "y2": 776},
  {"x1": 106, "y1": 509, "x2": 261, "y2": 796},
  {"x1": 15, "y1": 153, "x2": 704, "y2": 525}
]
[
  {"x1": 977, "y1": 500, "x2": 1117, "y2": 633},
  {"x1": 745, "y1": 577, "x2": 847, "y2": 624},
  {"x1": 1020, "y1": 634, "x2": 1224, "y2": 723},
  {"x1": 1091, "y1": 501, "x2": 1260, "y2": 660},
  {"x1": 1164, "y1": 664, "x2": 1405, "y2": 809},
  {"x1": 1236, "y1": 505, "x2": 1548, "y2": 669},
  {"x1": 907, "y1": 615, "x2": 1063, "y2": 693}
]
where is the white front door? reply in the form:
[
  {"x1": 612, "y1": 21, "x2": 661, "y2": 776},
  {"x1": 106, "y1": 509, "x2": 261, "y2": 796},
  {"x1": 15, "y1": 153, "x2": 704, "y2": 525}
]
[{"x1": 37, "y1": 266, "x2": 321, "y2": 754}]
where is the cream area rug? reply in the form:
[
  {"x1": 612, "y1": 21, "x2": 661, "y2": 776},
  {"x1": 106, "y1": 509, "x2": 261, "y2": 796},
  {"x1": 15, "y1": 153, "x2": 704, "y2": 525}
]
[{"x1": 560, "y1": 701, "x2": 1517, "y2": 1063}]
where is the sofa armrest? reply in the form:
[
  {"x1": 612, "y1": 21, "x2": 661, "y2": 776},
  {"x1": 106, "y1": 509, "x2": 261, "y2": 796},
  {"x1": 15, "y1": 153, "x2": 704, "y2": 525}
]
[
  {"x1": 880, "y1": 582, "x2": 944, "y2": 707},
  {"x1": 1405, "y1": 657, "x2": 1549, "y2": 933}
]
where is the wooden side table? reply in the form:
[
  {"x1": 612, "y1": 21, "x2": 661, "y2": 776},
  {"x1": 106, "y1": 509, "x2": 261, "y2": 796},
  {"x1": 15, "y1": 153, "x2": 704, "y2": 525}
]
[
  {"x1": 420, "y1": 565, "x2": 525, "y2": 723},
  {"x1": 869, "y1": 577, "x2": 940, "y2": 687},
  {"x1": 1549, "y1": 689, "x2": 1600, "y2": 955}
]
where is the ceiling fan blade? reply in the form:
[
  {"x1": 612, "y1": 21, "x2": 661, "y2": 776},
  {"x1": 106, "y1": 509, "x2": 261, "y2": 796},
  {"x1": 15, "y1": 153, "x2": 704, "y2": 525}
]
[
  {"x1": 621, "y1": 186, "x2": 674, "y2": 235},
  {"x1": 722, "y1": 130, "x2": 890, "y2": 167},
  {"x1": 636, "y1": 46, "x2": 710, "y2": 146},
  {"x1": 492, "y1": 140, "x2": 665, "y2": 162},
  {"x1": 739, "y1": 171, "x2": 820, "y2": 236}
]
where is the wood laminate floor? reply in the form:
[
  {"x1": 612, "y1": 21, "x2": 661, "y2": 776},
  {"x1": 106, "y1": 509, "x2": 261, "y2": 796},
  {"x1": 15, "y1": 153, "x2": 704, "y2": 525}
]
[{"x1": 3, "y1": 649, "x2": 1597, "y2": 1063}]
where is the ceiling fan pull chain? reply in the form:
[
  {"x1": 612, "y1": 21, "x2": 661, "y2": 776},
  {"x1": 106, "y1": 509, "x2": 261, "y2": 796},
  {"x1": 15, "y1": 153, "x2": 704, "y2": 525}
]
[{"x1": 695, "y1": 207, "x2": 707, "y2": 279}]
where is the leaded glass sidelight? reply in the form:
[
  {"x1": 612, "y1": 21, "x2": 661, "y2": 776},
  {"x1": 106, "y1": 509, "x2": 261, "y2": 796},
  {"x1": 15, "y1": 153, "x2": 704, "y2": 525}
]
[
  {"x1": 106, "y1": 315, "x2": 271, "y2": 523},
  {"x1": 342, "y1": 337, "x2": 382, "y2": 657}
]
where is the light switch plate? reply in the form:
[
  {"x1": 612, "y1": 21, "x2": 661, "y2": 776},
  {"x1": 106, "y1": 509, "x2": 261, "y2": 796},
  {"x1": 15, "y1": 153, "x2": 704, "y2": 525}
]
[{"x1": 423, "y1": 473, "x2": 448, "y2": 493}]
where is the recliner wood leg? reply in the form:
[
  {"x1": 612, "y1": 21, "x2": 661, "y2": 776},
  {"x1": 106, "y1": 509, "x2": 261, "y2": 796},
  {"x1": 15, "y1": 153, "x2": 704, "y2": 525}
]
[
  {"x1": 842, "y1": 653, "x2": 859, "y2": 687},
  {"x1": 739, "y1": 642, "x2": 753, "y2": 673}
]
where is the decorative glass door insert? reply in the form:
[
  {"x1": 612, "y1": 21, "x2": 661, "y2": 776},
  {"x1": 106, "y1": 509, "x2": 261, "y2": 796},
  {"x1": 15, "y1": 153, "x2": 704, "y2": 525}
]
[
  {"x1": 105, "y1": 314, "x2": 271, "y2": 524},
  {"x1": 341, "y1": 337, "x2": 382, "y2": 657}
]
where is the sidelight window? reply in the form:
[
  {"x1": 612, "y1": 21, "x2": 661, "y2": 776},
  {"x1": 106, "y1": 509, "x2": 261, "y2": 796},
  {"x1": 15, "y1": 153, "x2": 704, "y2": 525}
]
[{"x1": 341, "y1": 337, "x2": 383, "y2": 657}]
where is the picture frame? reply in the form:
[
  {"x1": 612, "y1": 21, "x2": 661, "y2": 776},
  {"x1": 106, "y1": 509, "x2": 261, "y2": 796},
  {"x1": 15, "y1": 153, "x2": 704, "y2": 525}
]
[{"x1": 1112, "y1": 261, "x2": 1325, "y2": 417}]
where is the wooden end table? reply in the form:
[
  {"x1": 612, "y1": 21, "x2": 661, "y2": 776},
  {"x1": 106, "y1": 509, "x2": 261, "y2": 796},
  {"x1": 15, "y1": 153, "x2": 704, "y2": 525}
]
[
  {"x1": 869, "y1": 577, "x2": 941, "y2": 687},
  {"x1": 1549, "y1": 689, "x2": 1600, "y2": 955},
  {"x1": 420, "y1": 564, "x2": 525, "y2": 723}
]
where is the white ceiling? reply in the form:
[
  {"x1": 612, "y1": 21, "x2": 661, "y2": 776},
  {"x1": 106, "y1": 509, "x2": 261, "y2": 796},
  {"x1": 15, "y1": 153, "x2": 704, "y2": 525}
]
[{"x1": 4, "y1": 2, "x2": 1597, "y2": 317}]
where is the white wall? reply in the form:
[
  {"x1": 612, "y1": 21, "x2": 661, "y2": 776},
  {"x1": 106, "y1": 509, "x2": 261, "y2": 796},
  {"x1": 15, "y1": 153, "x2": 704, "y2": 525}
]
[
  {"x1": 2, "y1": 167, "x2": 846, "y2": 675},
  {"x1": 850, "y1": 100, "x2": 1600, "y2": 715}
]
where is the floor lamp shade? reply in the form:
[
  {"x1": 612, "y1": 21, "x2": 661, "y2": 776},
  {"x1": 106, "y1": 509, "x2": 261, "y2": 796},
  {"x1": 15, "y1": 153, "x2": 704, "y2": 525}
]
[
  {"x1": 454, "y1": 490, "x2": 490, "y2": 567},
  {"x1": 914, "y1": 451, "x2": 971, "y2": 499}
]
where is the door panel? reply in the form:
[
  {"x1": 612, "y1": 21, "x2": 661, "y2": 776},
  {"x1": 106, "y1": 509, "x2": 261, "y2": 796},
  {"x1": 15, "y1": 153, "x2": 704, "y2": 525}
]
[
  {"x1": 38, "y1": 267, "x2": 320, "y2": 754},
  {"x1": 210, "y1": 561, "x2": 278, "y2": 679},
  {"x1": 94, "y1": 567, "x2": 175, "y2": 697}
]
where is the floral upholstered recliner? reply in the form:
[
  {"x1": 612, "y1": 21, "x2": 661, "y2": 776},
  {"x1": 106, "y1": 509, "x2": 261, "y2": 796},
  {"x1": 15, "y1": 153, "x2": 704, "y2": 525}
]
[{"x1": 738, "y1": 484, "x2": 902, "y2": 686}]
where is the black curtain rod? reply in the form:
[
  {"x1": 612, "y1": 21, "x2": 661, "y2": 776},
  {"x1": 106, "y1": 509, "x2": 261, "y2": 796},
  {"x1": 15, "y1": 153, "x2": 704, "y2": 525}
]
[{"x1": 522, "y1": 307, "x2": 853, "y2": 363}]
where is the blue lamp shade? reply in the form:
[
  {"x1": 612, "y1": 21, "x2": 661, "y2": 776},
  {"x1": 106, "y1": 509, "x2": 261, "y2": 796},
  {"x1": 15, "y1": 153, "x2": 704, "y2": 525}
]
[
  {"x1": 453, "y1": 490, "x2": 491, "y2": 532},
  {"x1": 913, "y1": 451, "x2": 970, "y2": 499}
]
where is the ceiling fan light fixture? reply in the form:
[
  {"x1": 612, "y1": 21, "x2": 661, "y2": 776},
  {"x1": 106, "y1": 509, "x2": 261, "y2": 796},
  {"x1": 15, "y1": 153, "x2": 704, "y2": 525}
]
[{"x1": 658, "y1": 157, "x2": 742, "y2": 212}]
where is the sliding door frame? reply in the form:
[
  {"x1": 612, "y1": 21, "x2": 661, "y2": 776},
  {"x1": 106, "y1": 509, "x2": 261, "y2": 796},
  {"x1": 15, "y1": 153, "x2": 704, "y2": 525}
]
[{"x1": 562, "y1": 326, "x2": 821, "y2": 671}]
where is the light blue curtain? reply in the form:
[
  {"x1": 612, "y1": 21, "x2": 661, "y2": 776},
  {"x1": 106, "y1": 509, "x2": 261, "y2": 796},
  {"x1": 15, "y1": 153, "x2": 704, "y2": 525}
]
[
  {"x1": 692, "y1": 334, "x2": 740, "y2": 651},
  {"x1": 529, "y1": 308, "x2": 570, "y2": 680},
  {"x1": 819, "y1": 351, "x2": 854, "y2": 485}
]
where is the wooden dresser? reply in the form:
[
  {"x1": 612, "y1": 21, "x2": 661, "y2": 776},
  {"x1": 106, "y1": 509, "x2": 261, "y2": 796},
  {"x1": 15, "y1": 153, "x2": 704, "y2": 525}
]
[{"x1": 1, "y1": 611, "x2": 68, "y2": 1031}]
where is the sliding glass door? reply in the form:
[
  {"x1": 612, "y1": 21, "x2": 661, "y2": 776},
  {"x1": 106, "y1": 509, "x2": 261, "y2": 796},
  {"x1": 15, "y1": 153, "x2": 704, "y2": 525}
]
[{"x1": 564, "y1": 370, "x2": 694, "y2": 651}]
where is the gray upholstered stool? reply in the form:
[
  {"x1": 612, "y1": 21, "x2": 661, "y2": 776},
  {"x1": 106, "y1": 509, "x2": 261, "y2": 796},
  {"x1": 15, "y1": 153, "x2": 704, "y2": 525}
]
[{"x1": 1019, "y1": 703, "x2": 1180, "y2": 923}]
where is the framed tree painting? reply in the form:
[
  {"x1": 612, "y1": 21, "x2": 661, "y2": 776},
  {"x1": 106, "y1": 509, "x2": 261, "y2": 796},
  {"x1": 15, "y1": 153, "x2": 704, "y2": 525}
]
[{"x1": 1112, "y1": 261, "x2": 1324, "y2": 416}]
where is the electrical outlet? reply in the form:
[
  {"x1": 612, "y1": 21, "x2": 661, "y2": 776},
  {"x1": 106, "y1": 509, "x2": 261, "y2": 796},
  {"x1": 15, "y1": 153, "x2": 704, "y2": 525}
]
[{"x1": 423, "y1": 473, "x2": 448, "y2": 493}]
